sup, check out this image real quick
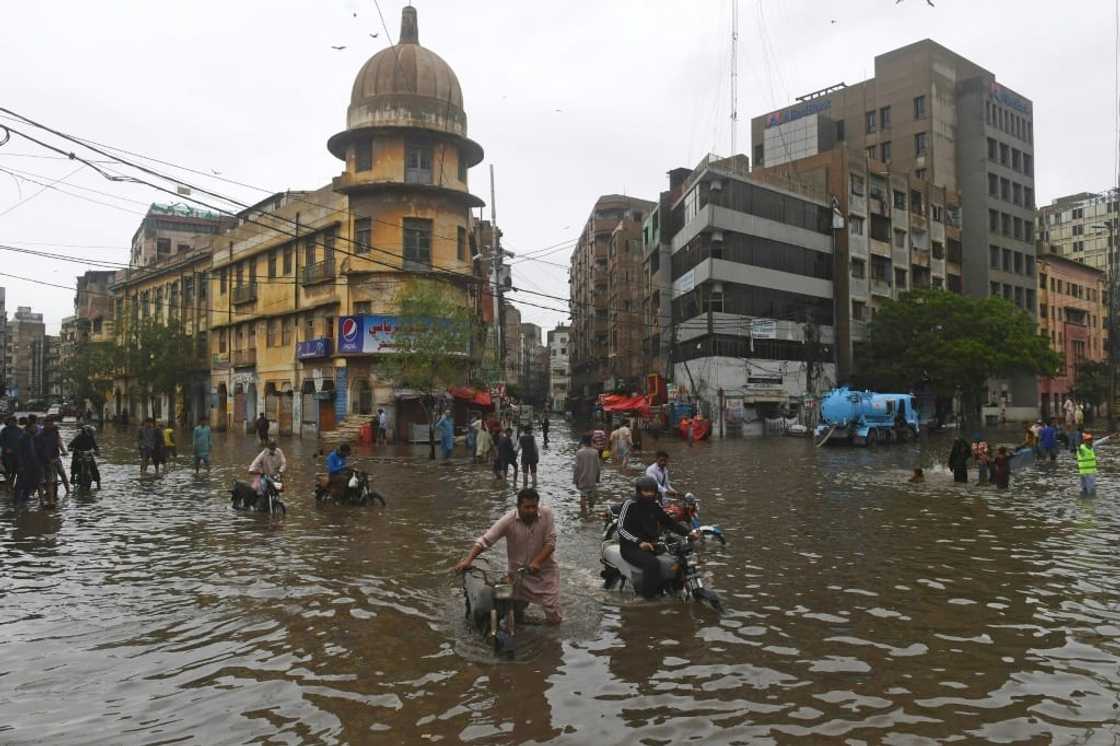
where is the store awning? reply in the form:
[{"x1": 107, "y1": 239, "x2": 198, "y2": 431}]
[
  {"x1": 599, "y1": 393, "x2": 652, "y2": 416},
  {"x1": 448, "y1": 386, "x2": 494, "y2": 408}
]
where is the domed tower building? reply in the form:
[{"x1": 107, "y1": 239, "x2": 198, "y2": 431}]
[{"x1": 327, "y1": 5, "x2": 485, "y2": 429}]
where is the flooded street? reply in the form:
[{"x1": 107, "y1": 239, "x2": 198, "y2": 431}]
[{"x1": 4, "y1": 420, "x2": 1120, "y2": 744}]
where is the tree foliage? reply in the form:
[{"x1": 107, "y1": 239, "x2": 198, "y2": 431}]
[
  {"x1": 378, "y1": 279, "x2": 473, "y2": 457},
  {"x1": 61, "y1": 340, "x2": 120, "y2": 410},
  {"x1": 119, "y1": 318, "x2": 203, "y2": 415},
  {"x1": 1072, "y1": 360, "x2": 1110, "y2": 408},
  {"x1": 857, "y1": 290, "x2": 1060, "y2": 422}
]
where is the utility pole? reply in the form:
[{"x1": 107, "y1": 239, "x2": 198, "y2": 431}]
[
  {"x1": 490, "y1": 165, "x2": 506, "y2": 392},
  {"x1": 729, "y1": 0, "x2": 739, "y2": 155}
]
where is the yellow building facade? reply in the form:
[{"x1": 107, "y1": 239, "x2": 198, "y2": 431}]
[{"x1": 206, "y1": 5, "x2": 486, "y2": 437}]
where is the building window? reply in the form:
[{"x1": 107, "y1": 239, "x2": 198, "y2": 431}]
[
  {"x1": 991, "y1": 281, "x2": 1000, "y2": 297},
  {"x1": 913, "y1": 95, "x2": 927, "y2": 119},
  {"x1": 355, "y1": 301, "x2": 371, "y2": 315},
  {"x1": 1025, "y1": 256, "x2": 1035, "y2": 276},
  {"x1": 753, "y1": 143, "x2": 764, "y2": 165},
  {"x1": 852, "y1": 301, "x2": 866, "y2": 321},
  {"x1": 405, "y1": 142, "x2": 433, "y2": 184},
  {"x1": 1011, "y1": 149, "x2": 1022, "y2": 172},
  {"x1": 989, "y1": 209, "x2": 999, "y2": 231},
  {"x1": 850, "y1": 258, "x2": 866, "y2": 278},
  {"x1": 988, "y1": 173, "x2": 999, "y2": 197},
  {"x1": 999, "y1": 143, "x2": 1010, "y2": 166},
  {"x1": 910, "y1": 190, "x2": 923, "y2": 214},
  {"x1": 355, "y1": 217, "x2": 371, "y2": 254},
  {"x1": 1025, "y1": 222, "x2": 1033, "y2": 242},
  {"x1": 403, "y1": 218, "x2": 433, "y2": 268},
  {"x1": 914, "y1": 131, "x2": 928, "y2": 156},
  {"x1": 881, "y1": 141, "x2": 892, "y2": 162},
  {"x1": 1024, "y1": 187, "x2": 1034, "y2": 209},
  {"x1": 990, "y1": 245, "x2": 1000, "y2": 269},
  {"x1": 282, "y1": 244, "x2": 292, "y2": 274},
  {"x1": 1014, "y1": 252, "x2": 1023, "y2": 274},
  {"x1": 894, "y1": 268, "x2": 907, "y2": 289},
  {"x1": 894, "y1": 229, "x2": 907, "y2": 249},
  {"x1": 1012, "y1": 183, "x2": 1022, "y2": 206},
  {"x1": 879, "y1": 106, "x2": 891, "y2": 129},
  {"x1": 267, "y1": 249, "x2": 277, "y2": 279},
  {"x1": 850, "y1": 174, "x2": 864, "y2": 196},
  {"x1": 849, "y1": 215, "x2": 864, "y2": 235},
  {"x1": 987, "y1": 138, "x2": 997, "y2": 160},
  {"x1": 1000, "y1": 177, "x2": 1010, "y2": 201},
  {"x1": 893, "y1": 190, "x2": 906, "y2": 210},
  {"x1": 1001, "y1": 213, "x2": 1011, "y2": 236},
  {"x1": 157, "y1": 238, "x2": 171, "y2": 256},
  {"x1": 1023, "y1": 154, "x2": 1033, "y2": 176},
  {"x1": 865, "y1": 145, "x2": 876, "y2": 162},
  {"x1": 915, "y1": 168, "x2": 927, "y2": 181},
  {"x1": 1073, "y1": 224, "x2": 1084, "y2": 236},
  {"x1": 219, "y1": 267, "x2": 227, "y2": 295},
  {"x1": 304, "y1": 236, "x2": 316, "y2": 267},
  {"x1": 267, "y1": 318, "x2": 280, "y2": 347},
  {"x1": 932, "y1": 205, "x2": 943, "y2": 223},
  {"x1": 865, "y1": 110, "x2": 877, "y2": 133},
  {"x1": 457, "y1": 226, "x2": 467, "y2": 261},
  {"x1": 457, "y1": 149, "x2": 467, "y2": 182},
  {"x1": 1002, "y1": 248, "x2": 1012, "y2": 271},
  {"x1": 355, "y1": 139, "x2": 372, "y2": 172}
]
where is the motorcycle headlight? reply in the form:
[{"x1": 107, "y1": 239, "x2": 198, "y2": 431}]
[{"x1": 273, "y1": 482, "x2": 284, "y2": 491}]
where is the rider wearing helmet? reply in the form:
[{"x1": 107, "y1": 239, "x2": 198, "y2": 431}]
[
  {"x1": 68, "y1": 424, "x2": 101, "y2": 490},
  {"x1": 616, "y1": 476, "x2": 699, "y2": 599}
]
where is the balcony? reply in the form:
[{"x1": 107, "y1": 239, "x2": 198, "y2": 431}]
[
  {"x1": 302, "y1": 260, "x2": 336, "y2": 286},
  {"x1": 232, "y1": 284, "x2": 257, "y2": 305},
  {"x1": 233, "y1": 348, "x2": 257, "y2": 367},
  {"x1": 871, "y1": 278, "x2": 893, "y2": 296}
]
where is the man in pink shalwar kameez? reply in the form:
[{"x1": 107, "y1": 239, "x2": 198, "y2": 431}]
[{"x1": 454, "y1": 488, "x2": 562, "y2": 624}]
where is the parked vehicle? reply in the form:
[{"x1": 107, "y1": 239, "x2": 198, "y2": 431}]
[
  {"x1": 231, "y1": 473, "x2": 286, "y2": 515},
  {"x1": 599, "y1": 504, "x2": 724, "y2": 612},
  {"x1": 814, "y1": 387, "x2": 920, "y2": 447}
]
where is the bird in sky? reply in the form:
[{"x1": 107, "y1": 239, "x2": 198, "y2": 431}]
[
  {"x1": 331, "y1": 45, "x2": 347, "y2": 50},
  {"x1": 370, "y1": 32, "x2": 379, "y2": 38}
]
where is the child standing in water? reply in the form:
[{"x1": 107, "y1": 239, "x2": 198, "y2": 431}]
[{"x1": 992, "y1": 446, "x2": 1012, "y2": 489}]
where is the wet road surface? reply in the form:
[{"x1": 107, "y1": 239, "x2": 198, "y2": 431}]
[{"x1": 3, "y1": 421, "x2": 1120, "y2": 743}]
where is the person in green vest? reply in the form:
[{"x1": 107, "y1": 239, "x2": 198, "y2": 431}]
[{"x1": 1077, "y1": 433, "x2": 1098, "y2": 497}]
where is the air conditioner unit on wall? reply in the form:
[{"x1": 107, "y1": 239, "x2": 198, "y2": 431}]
[
  {"x1": 710, "y1": 179, "x2": 723, "y2": 192},
  {"x1": 710, "y1": 230, "x2": 725, "y2": 243}
]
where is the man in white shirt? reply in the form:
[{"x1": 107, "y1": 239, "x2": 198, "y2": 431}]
[
  {"x1": 644, "y1": 450, "x2": 679, "y2": 505},
  {"x1": 249, "y1": 440, "x2": 287, "y2": 494},
  {"x1": 377, "y1": 408, "x2": 389, "y2": 444}
]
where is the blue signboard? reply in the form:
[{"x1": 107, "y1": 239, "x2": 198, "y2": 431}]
[
  {"x1": 765, "y1": 98, "x2": 831, "y2": 129},
  {"x1": 338, "y1": 315, "x2": 401, "y2": 354},
  {"x1": 297, "y1": 337, "x2": 332, "y2": 359}
]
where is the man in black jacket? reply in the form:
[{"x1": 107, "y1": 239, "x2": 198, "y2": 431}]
[{"x1": 617, "y1": 476, "x2": 699, "y2": 598}]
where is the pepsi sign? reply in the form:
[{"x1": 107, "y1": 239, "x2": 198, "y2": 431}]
[{"x1": 337, "y1": 315, "x2": 401, "y2": 354}]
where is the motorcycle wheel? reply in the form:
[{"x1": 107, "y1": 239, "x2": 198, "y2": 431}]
[{"x1": 694, "y1": 588, "x2": 723, "y2": 613}]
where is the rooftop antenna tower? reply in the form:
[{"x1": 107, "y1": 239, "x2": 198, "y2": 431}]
[{"x1": 730, "y1": 0, "x2": 739, "y2": 155}]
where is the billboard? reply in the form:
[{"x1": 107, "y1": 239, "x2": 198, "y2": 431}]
[{"x1": 338, "y1": 315, "x2": 401, "y2": 354}]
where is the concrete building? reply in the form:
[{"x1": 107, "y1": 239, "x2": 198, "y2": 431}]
[
  {"x1": 519, "y1": 322, "x2": 547, "y2": 406},
  {"x1": 607, "y1": 215, "x2": 646, "y2": 389},
  {"x1": 111, "y1": 241, "x2": 212, "y2": 423},
  {"x1": 664, "y1": 153, "x2": 837, "y2": 430},
  {"x1": 569, "y1": 194, "x2": 655, "y2": 415},
  {"x1": 1037, "y1": 251, "x2": 1108, "y2": 418},
  {"x1": 501, "y1": 301, "x2": 522, "y2": 391},
  {"x1": 751, "y1": 39, "x2": 1039, "y2": 416},
  {"x1": 130, "y1": 202, "x2": 232, "y2": 268},
  {"x1": 1037, "y1": 190, "x2": 1118, "y2": 275},
  {"x1": 0, "y1": 287, "x2": 8, "y2": 397},
  {"x1": 44, "y1": 335, "x2": 61, "y2": 400},
  {"x1": 74, "y1": 270, "x2": 117, "y2": 343},
  {"x1": 547, "y1": 325, "x2": 570, "y2": 412},
  {"x1": 753, "y1": 146, "x2": 963, "y2": 381},
  {"x1": 642, "y1": 170, "x2": 693, "y2": 382},
  {"x1": 8, "y1": 306, "x2": 46, "y2": 403}
]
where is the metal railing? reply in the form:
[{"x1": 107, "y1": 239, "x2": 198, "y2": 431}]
[
  {"x1": 232, "y1": 284, "x2": 257, "y2": 304},
  {"x1": 302, "y1": 260, "x2": 336, "y2": 286},
  {"x1": 233, "y1": 348, "x2": 257, "y2": 367}
]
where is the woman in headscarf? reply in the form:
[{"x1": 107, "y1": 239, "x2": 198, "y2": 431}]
[{"x1": 948, "y1": 436, "x2": 971, "y2": 483}]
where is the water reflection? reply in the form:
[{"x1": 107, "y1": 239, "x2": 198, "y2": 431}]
[{"x1": 1, "y1": 420, "x2": 1119, "y2": 742}]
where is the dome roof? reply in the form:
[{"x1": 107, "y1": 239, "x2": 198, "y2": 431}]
[{"x1": 345, "y1": 6, "x2": 467, "y2": 138}]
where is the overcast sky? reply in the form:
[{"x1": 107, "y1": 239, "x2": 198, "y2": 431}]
[{"x1": 2, "y1": 0, "x2": 1115, "y2": 334}]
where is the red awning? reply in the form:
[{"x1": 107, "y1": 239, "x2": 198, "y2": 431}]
[
  {"x1": 448, "y1": 387, "x2": 493, "y2": 409},
  {"x1": 599, "y1": 393, "x2": 652, "y2": 416}
]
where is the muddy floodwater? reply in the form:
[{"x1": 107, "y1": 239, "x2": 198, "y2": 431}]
[{"x1": 3, "y1": 420, "x2": 1120, "y2": 744}]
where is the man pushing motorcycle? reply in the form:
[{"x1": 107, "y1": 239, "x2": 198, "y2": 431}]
[
  {"x1": 453, "y1": 488, "x2": 561, "y2": 625},
  {"x1": 618, "y1": 476, "x2": 700, "y2": 599}
]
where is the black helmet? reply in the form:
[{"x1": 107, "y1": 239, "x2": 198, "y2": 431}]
[{"x1": 635, "y1": 476, "x2": 658, "y2": 497}]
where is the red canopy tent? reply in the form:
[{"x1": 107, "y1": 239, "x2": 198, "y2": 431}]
[
  {"x1": 598, "y1": 393, "x2": 653, "y2": 417},
  {"x1": 448, "y1": 386, "x2": 494, "y2": 408}
]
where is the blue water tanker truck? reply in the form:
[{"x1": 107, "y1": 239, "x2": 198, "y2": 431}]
[{"x1": 814, "y1": 387, "x2": 920, "y2": 446}]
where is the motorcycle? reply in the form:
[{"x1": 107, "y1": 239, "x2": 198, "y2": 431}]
[
  {"x1": 461, "y1": 564, "x2": 531, "y2": 656},
  {"x1": 663, "y1": 493, "x2": 725, "y2": 544},
  {"x1": 314, "y1": 469, "x2": 386, "y2": 506},
  {"x1": 231, "y1": 473, "x2": 287, "y2": 515},
  {"x1": 600, "y1": 503, "x2": 724, "y2": 612},
  {"x1": 73, "y1": 450, "x2": 97, "y2": 493}
]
